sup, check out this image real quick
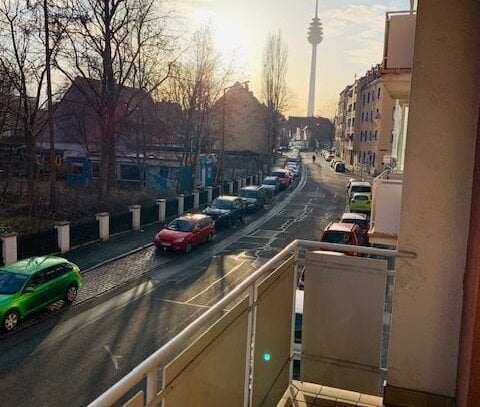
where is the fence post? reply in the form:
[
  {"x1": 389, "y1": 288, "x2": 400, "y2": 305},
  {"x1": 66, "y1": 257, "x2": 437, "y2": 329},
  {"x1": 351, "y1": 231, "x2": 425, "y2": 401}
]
[
  {"x1": 95, "y1": 212, "x2": 110, "y2": 241},
  {"x1": 54, "y1": 222, "x2": 71, "y2": 253},
  {"x1": 207, "y1": 186, "x2": 213, "y2": 203},
  {"x1": 177, "y1": 194, "x2": 184, "y2": 215},
  {"x1": 236, "y1": 178, "x2": 242, "y2": 193},
  {"x1": 1, "y1": 232, "x2": 17, "y2": 265},
  {"x1": 193, "y1": 190, "x2": 200, "y2": 209},
  {"x1": 129, "y1": 205, "x2": 141, "y2": 231},
  {"x1": 157, "y1": 199, "x2": 166, "y2": 223}
]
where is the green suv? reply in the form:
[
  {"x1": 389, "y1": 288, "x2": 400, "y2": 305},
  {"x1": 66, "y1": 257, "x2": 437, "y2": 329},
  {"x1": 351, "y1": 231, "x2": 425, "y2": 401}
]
[{"x1": 0, "y1": 256, "x2": 82, "y2": 332}]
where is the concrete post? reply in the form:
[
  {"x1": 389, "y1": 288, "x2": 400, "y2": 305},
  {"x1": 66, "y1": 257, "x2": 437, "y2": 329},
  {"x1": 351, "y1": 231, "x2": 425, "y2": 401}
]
[
  {"x1": 129, "y1": 205, "x2": 141, "y2": 231},
  {"x1": 193, "y1": 190, "x2": 200, "y2": 209},
  {"x1": 1, "y1": 232, "x2": 17, "y2": 265},
  {"x1": 236, "y1": 178, "x2": 242, "y2": 193},
  {"x1": 228, "y1": 181, "x2": 234, "y2": 195},
  {"x1": 177, "y1": 194, "x2": 184, "y2": 215},
  {"x1": 258, "y1": 171, "x2": 263, "y2": 184},
  {"x1": 54, "y1": 221, "x2": 71, "y2": 253},
  {"x1": 95, "y1": 212, "x2": 110, "y2": 241},
  {"x1": 207, "y1": 187, "x2": 213, "y2": 203},
  {"x1": 241, "y1": 177, "x2": 247, "y2": 188},
  {"x1": 252, "y1": 174, "x2": 257, "y2": 185},
  {"x1": 157, "y1": 199, "x2": 166, "y2": 223}
]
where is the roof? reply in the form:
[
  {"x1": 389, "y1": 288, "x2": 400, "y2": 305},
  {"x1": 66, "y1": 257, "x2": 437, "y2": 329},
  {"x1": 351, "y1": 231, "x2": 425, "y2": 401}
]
[
  {"x1": 324, "y1": 222, "x2": 358, "y2": 233},
  {"x1": 352, "y1": 192, "x2": 372, "y2": 198},
  {"x1": 213, "y1": 195, "x2": 240, "y2": 201},
  {"x1": 0, "y1": 256, "x2": 68, "y2": 275},
  {"x1": 263, "y1": 176, "x2": 279, "y2": 180},
  {"x1": 177, "y1": 214, "x2": 211, "y2": 222},
  {"x1": 350, "y1": 181, "x2": 371, "y2": 187},
  {"x1": 242, "y1": 186, "x2": 262, "y2": 191},
  {"x1": 341, "y1": 212, "x2": 368, "y2": 220}
]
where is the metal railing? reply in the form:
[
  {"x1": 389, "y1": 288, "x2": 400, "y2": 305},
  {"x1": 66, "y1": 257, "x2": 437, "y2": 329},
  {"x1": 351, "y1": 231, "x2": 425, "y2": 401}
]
[{"x1": 88, "y1": 240, "x2": 415, "y2": 407}]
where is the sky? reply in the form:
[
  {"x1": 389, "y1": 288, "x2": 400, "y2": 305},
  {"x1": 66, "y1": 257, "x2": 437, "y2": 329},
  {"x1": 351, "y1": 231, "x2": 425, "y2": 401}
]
[{"x1": 168, "y1": 0, "x2": 411, "y2": 118}]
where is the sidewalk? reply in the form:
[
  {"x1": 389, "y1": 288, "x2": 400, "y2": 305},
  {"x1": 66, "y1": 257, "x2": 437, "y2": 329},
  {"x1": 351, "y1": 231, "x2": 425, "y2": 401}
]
[{"x1": 64, "y1": 222, "x2": 161, "y2": 271}]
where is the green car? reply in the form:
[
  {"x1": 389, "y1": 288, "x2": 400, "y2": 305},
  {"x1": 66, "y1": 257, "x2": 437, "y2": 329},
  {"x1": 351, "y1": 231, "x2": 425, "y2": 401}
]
[
  {"x1": 0, "y1": 256, "x2": 82, "y2": 332},
  {"x1": 349, "y1": 192, "x2": 372, "y2": 214}
]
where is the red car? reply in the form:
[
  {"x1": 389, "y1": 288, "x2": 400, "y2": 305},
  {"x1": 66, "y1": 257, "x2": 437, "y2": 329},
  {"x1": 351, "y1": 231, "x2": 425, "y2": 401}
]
[
  {"x1": 154, "y1": 214, "x2": 215, "y2": 252},
  {"x1": 270, "y1": 168, "x2": 292, "y2": 189},
  {"x1": 320, "y1": 222, "x2": 368, "y2": 256}
]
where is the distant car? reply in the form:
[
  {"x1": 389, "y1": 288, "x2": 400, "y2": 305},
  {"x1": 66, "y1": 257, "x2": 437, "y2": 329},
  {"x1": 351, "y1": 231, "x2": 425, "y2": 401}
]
[
  {"x1": 334, "y1": 162, "x2": 346, "y2": 172},
  {"x1": 0, "y1": 256, "x2": 83, "y2": 332},
  {"x1": 320, "y1": 222, "x2": 367, "y2": 255},
  {"x1": 203, "y1": 196, "x2": 245, "y2": 227},
  {"x1": 325, "y1": 154, "x2": 335, "y2": 162},
  {"x1": 239, "y1": 186, "x2": 267, "y2": 212},
  {"x1": 349, "y1": 192, "x2": 372, "y2": 214},
  {"x1": 347, "y1": 181, "x2": 371, "y2": 200},
  {"x1": 154, "y1": 214, "x2": 215, "y2": 252},
  {"x1": 270, "y1": 168, "x2": 291, "y2": 189},
  {"x1": 286, "y1": 165, "x2": 300, "y2": 178},
  {"x1": 262, "y1": 176, "x2": 281, "y2": 194}
]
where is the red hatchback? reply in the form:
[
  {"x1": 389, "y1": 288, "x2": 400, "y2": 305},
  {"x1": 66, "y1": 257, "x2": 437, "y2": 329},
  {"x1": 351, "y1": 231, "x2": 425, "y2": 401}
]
[
  {"x1": 154, "y1": 214, "x2": 215, "y2": 252},
  {"x1": 270, "y1": 168, "x2": 291, "y2": 189}
]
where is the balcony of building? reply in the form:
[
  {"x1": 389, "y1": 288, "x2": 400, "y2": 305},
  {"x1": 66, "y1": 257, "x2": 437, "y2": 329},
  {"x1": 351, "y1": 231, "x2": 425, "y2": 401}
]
[
  {"x1": 369, "y1": 170, "x2": 403, "y2": 247},
  {"x1": 381, "y1": 10, "x2": 416, "y2": 100},
  {"x1": 88, "y1": 240, "x2": 414, "y2": 407}
]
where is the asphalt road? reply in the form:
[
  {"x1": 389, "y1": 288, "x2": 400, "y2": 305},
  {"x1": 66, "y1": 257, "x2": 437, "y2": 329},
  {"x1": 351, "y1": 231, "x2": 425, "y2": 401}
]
[{"x1": 0, "y1": 155, "x2": 352, "y2": 407}]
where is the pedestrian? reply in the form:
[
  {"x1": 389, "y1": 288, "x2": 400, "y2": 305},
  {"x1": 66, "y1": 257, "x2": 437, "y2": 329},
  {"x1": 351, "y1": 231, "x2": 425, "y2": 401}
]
[{"x1": 312, "y1": 154, "x2": 316, "y2": 163}]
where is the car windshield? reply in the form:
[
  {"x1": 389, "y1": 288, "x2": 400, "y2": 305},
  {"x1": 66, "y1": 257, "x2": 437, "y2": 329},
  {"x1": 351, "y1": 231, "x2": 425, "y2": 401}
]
[
  {"x1": 322, "y1": 231, "x2": 352, "y2": 244},
  {"x1": 240, "y1": 190, "x2": 257, "y2": 199},
  {"x1": 271, "y1": 171, "x2": 286, "y2": 178},
  {"x1": 354, "y1": 195, "x2": 370, "y2": 201},
  {"x1": 0, "y1": 271, "x2": 29, "y2": 294},
  {"x1": 211, "y1": 199, "x2": 233, "y2": 209},
  {"x1": 263, "y1": 178, "x2": 277, "y2": 185},
  {"x1": 167, "y1": 219, "x2": 193, "y2": 232},
  {"x1": 351, "y1": 186, "x2": 371, "y2": 193}
]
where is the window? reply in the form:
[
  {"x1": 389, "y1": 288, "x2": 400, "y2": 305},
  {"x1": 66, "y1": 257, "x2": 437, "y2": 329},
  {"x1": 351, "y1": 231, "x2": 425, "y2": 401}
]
[
  {"x1": 361, "y1": 112, "x2": 364, "y2": 122},
  {"x1": 367, "y1": 92, "x2": 370, "y2": 103},
  {"x1": 370, "y1": 111, "x2": 373, "y2": 122},
  {"x1": 120, "y1": 164, "x2": 140, "y2": 181},
  {"x1": 377, "y1": 87, "x2": 381, "y2": 99},
  {"x1": 71, "y1": 163, "x2": 84, "y2": 176},
  {"x1": 375, "y1": 130, "x2": 378, "y2": 141},
  {"x1": 372, "y1": 152, "x2": 376, "y2": 166},
  {"x1": 362, "y1": 93, "x2": 366, "y2": 105},
  {"x1": 372, "y1": 90, "x2": 375, "y2": 101},
  {"x1": 369, "y1": 131, "x2": 372, "y2": 141}
]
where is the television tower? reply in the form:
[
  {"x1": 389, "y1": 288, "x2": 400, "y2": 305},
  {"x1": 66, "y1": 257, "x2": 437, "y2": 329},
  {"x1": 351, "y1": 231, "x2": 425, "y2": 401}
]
[{"x1": 307, "y1": 0, "x2": 323, "y2": 116}]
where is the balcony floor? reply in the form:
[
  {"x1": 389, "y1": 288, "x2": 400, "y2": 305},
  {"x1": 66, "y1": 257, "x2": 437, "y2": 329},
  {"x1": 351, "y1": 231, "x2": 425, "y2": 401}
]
[{"x1": 278, "y1": 380, "x2": 383, "y2": 406}]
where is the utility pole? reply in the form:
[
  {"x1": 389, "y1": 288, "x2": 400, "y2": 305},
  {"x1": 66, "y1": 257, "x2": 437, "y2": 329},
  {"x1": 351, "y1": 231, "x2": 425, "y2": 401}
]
[{"x1": 44, "y1": 0, "x2": 57, "y2": 213}]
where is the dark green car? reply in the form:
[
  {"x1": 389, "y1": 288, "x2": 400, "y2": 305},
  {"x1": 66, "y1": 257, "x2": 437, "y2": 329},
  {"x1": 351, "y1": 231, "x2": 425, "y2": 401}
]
[{"x1": 0, "y1": 256, "x2": 82, "y2": 332}]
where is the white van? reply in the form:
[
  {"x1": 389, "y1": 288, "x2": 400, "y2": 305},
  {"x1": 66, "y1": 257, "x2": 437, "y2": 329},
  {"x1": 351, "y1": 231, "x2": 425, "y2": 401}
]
[{"x1": 347, "y1": 181, "x2": 371, "y2": 200}]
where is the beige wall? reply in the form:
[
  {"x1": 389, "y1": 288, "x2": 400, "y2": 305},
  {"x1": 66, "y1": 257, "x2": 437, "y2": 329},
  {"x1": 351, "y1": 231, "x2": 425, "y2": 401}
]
[
  {"x1": 211, "y1": 85, "x2": 268, "y2": 155},
  {"x1": 387, "y1": 0, "x2": 480, "y2": 400}
]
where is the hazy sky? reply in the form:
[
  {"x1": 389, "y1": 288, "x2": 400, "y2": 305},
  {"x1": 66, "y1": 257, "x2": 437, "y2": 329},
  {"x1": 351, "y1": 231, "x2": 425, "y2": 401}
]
[{"x1": 169, "y1": 0, "x2": 410, "y2": 118}]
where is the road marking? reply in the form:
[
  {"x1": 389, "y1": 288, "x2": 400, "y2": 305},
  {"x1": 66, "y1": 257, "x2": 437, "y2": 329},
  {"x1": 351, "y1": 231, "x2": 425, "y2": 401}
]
[
  {"x1": 104, "y1": 344, "x2": 122, "y2": 370},
  {"x1": 185, "y1": 260, "x2": 248, "y2": 303}
]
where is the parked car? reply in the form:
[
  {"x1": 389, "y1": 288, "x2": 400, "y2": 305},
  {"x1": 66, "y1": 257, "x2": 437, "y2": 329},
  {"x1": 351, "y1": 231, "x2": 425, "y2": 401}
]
[
  {"x1": 349, "y1": 192, "x2": 372, "y2": 214},
  {"x1": 347, "y1": 180, "x2": 371, "y2": 200},
  {"x1": 340, "y1": 212, "x2": 369, "y2": 233},
  {"x1": 270, "y1": 168, "x2": 291, "y2": 189},
  {"x1": 203, "y1": 196, "x2": 245, "y2": 227},
  {"x1": 325, "y1": 154, "x2": 335, "y2": 162},
  {"x1": 261, "y1": 176, "x2": 281, "y2": 195},
  {"x1": 320, "y1": 222, "x2": 368, "y2": 255},
  {"x1": 286, "y1": 165, "x2": 300, "y2": 179},
  {"x1": 239, "y1": 186, "x2": 267, "y2": 212},
  {"x1": 0, "y1": 256, "x2": 83, "y2": 332},
  {"x1": 154, "y1": 214, "x2": 215, "y2": 252},
  {"x1": 334, "y1": 162, "x2": 346, "y2": 172}
]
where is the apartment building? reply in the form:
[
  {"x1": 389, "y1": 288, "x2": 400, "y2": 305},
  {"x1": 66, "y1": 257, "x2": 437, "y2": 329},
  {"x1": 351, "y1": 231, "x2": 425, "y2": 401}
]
[
  {"x1": 356, "y1": 64, "x2": 395, "y2": 175},
  {"x1": 334, "y1": 80, "x2": 357, "y2": 165}
]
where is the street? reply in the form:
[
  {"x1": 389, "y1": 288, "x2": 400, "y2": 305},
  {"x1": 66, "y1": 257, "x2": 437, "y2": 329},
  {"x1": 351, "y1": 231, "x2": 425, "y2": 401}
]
[{"x1": 0, "y1": 156, "x2": 352, "y2": 407}]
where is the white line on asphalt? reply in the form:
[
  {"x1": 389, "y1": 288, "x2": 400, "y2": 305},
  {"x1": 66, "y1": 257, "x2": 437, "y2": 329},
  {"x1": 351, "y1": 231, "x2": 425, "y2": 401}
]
[
  {"x1": 103, "y1": 344, "x2": 122, "y2": 370},
  {"x1": 152, "y1": 298, "x2": 211, "y2": 309},
  {"x1": 185, "y1": 260, "x2": 248, "y2": 304}
]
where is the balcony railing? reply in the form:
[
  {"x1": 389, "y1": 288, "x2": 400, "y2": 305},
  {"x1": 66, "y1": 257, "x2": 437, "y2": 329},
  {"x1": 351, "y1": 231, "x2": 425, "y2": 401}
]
[{"x1": 88, "y1": 240, "x2": 414, "y2": 407}]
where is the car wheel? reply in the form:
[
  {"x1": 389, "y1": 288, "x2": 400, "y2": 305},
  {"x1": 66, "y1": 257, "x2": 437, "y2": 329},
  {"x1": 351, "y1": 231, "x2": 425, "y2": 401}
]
[
  {"x1": 185, "y1": 242, "x2": 193, "y2": 253},
  {"x1": 2, "y1": 310, "x2": 19, "y2": 332},
  {"x1": 65, "y1": 284, "x2": 78, "y2": 303}
]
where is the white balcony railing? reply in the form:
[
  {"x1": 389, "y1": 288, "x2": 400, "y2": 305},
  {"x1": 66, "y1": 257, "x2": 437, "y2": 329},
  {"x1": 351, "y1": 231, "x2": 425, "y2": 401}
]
[
  {"x1": 383, "y1": 10, "x2": 416, "y2": 70},
  {"x1": 88, "y1": 240, "x2": 415, "y2": 407}
]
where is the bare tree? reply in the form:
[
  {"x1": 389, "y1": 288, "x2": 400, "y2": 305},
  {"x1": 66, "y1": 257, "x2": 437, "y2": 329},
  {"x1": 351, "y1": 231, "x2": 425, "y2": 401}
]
[
  {"x1": 162, "y1": 26, "x2": 233, "y2": 191},
  {"x1": 261, "y1": 31, "x2": 288, "y2": 166},
  {"x1": 56, "y1": 0, "x2": 174, "y2": 202}
]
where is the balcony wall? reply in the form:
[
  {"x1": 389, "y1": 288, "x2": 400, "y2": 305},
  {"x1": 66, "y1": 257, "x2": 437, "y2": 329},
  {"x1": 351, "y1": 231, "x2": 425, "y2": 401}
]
[{"x1": 369, "y1": 172, "x2": 403, "y2": 246}]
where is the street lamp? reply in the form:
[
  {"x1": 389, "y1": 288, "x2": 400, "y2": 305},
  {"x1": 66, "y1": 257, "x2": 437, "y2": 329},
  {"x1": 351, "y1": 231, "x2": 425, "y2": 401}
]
[{"x1": 220, "y1": 81, "x2": 249, "y2": 189}]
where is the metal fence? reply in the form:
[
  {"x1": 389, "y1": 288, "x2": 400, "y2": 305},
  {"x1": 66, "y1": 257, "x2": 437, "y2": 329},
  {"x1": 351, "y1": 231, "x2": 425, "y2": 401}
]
[
  {"x1": 184, "y1": 195, "x2": 194, "y2": 211},
  {"x1": 199, "y1": 190, "x2": 208, "y2": 206},
  {"x1": 141, "y1": 204, "x2": 158, "y2": 225},
  {"x1": 165, "y1": 199, "x2": 178, "y2": 218},
  {"x1": 110, "y1": 212, "x2": 132, "y2": 235},
  {"x1": 70, "y1": 219, "x2": 100, "y2": 247},
  {"x1": 212, "y1": 186, "x2": 220, "y2": 199},
  {"x1": 17, "y1": 229, "x2": 58, "y2": 259}
]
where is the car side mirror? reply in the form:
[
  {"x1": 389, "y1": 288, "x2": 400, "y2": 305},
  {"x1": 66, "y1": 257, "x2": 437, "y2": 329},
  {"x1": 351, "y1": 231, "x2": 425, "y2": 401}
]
[{"x1": 23, "y1": 286, "x2": 35, "y2": 294}]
